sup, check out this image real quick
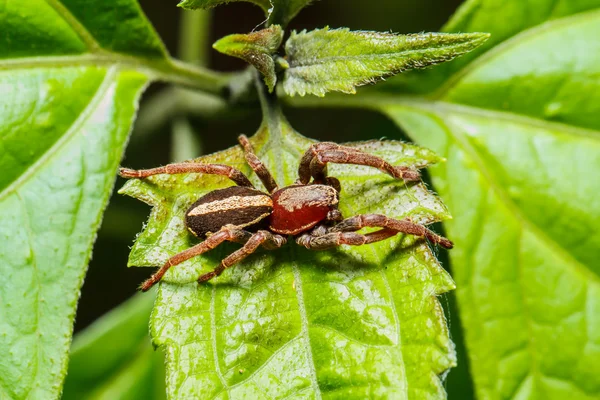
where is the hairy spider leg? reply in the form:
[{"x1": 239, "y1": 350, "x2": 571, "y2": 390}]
[
  {"x1": 298, "y1": 142, "x2": 421, "y2": 185},
  {"x1": 296, "y1": 228, "x2": 398, "y2": 250},
  {"x1": 297, "y1": 214, "x2": 453, "y2": 250},
  {"x1": 238, "y1": 135, "x2": 279, "y2": 193},
  {"x1": 197, "y1": 230, "x2": 286, "y2": 283},
  {"x1": 330, "y1": 214, "x2": 453, "y2": 248},
  {"x1": 139, "y1": 227, "x2": 253, "y2": 292},
  {"x1": 119, "y1": 163, "x2": 254, "y2": 187}
]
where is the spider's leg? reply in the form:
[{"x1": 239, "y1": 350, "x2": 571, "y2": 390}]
[
  {"x1": 139, "y1": 227, "x2": 253, "y2": 292},
  {"x1": 296, "y1": 228, "x2": 398, "y2": 250},
  {"x1": 298, "y1": 142, "x2": 420, "y2": 185},
  {"x1": 329, "y1": 214, "x2": 453, "y2": 248},
  {"x1": 120, "y1": 162, "x2": 254, "y2": 187},
  {"x1": 197, "y1": 230, "x2": 287, "y2": 283},
  {"x1": 238, "y1": 134, "x2": 279, "y2": 193}
]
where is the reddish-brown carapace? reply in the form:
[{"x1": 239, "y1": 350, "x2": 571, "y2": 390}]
[{"x1": 119, "y1": 135, "x2": 452, "y2": 291}]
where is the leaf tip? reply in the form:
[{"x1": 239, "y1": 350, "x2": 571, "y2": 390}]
[{"x1": 459, "y1": 32, "x2": 491, "y2": 50}]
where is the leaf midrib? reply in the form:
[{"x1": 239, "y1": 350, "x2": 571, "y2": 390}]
[{"x1": 289, "y1": 46, "x2": 461, "y2": 68}]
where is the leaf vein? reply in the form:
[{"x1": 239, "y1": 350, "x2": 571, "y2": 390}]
[
  {"x1": 0, "y1": 67, "x2": 117, "y2": 202},
  {"x1": 44, "y1": 0, "x2": 101, "y2": 51}
]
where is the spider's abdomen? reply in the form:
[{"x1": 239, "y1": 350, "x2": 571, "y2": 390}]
[
  {"x1": 185, "y1": 186, "x2": 272, "y2": 237},
  {"x1": 270, "y1": 184, "x2": 338, "y2": 235}
]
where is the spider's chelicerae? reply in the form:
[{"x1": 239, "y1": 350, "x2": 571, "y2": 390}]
[{"x1": 120, "y1": 135, "x2": 453, "y2": 291}]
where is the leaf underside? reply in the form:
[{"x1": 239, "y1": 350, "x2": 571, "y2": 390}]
[
  {"x1": 213, "y1": 25, "x2": 284, "y2": 92},
  {"x1": 120, "y1": 118, "x2": 457, "y2": 398},
  {"x1": 362, "y1": 3, "x2": 600, "y2": 399},
  {"x1": 283, "y1": 27, "x2": 489, "y2": 97},
  {"x1": 0, "y1": 0, "x2": 161, "y2": 398}
]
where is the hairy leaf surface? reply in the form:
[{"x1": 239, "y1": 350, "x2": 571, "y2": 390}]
[
  {"x1": 63, "y1": 294, "x2": 165, "y2": 400},
  {"x1": 120, "y1": 110, "x2": 456, "y2": 398},
  {"x1": 283, "y1": 28, "x2": 488, "y2": 97},
  {"x1": 0, "y1": 1, "x2": 167, "y2": 398},
  {"x1": 334, "y1": 6, "x2": 600, "y2": 400}
]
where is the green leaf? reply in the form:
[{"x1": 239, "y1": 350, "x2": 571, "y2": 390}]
[
  {"x1": 327, "y1": 6, "x2": 600, "y2": 400},
  {"x1": 213, "y1": 25, "x2": 284, "y2": 92},
  {"x1": 386, "y1": 0, "x2": 600, "y2": 93},
  {"x1": 282, "y1": 27, "x2": 489, "y2": 97},
  {"x1": 63, "y1": 294, "x2": 166, "y2": 400},
  {"x1": 120, "y1": 105, "x2": 456, "y2": 397},
  {"x1": 178, "y1": 0, "x2": 313, "y2": 27},
  {"x1": 0, "y1": 1, "x2": 169, "y2": 398}
]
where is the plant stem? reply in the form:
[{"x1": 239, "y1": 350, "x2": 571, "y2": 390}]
[
  {"x1": 170, "y1": 9, "x2": 213, "y2": 161},
  {"x1": 155, "y1": 57, "x2": 228, "y2": 95},
  {"x1": 178, "y1": 10, "x2": 212, "y2": 66},
  {"x1": 255, "y1": 71, "x2": 284, "y2": 143}
]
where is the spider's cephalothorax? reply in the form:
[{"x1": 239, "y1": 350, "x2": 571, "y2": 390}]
[{"x1": 120, "y1": 135, "x2": 453, "y2": 292}]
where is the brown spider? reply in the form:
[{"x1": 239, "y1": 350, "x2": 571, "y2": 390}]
[{"x1": 120, "y1": 135, "x2": 453, "y2": 291}]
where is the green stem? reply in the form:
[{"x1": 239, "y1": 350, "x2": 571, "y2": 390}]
[
  {"x1": 178, "y1": 10, "x2": 212, "y2": 66},
  {"x1": 153, "y1": 57, "x2": 228, "y2": 96},
  {"x1": 255, "y1": 71, "x2": 284, "y2": 143},
  {"x1": 170, "y1": 9, "x2": 213, "y2": 161}
]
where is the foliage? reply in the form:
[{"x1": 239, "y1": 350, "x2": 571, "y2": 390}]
[
  {"x1": 120, "y1": 89, "x2": 456, "y2": 396},
  {"x1": 294, "y1": 1, "x2": 600, "y2": 398},
  {"x1": 2, "y1": 0, "x2": 596, "y2": 399},
  {"x1": 283, "y1": 28, "x2": 489, "y2": 97},
  {"x1": 0, "y1": 0, "x2": 167, "y2": 396}
]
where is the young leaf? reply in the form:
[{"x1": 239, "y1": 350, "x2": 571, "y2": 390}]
[
  {"x1": 62, "y1": 294, "x2": 165, "y2": 400},
  {"x1": 213, "y1": 25, "x2": 284, "y2": 92},
  {"x1": 0, "y1": 1, "x2": 182, "y2": 398},
  {"x1": 178, "y1": 0, "x2": 312, "y2": 27},
  {"x1": 283, "y1": 27, "x2": 489, "y2": 97},
  {"x1": 119, "y1": 113, "x2": 456, "y2": 397},
  {"x1": 304, "y1": 6, "x2": 600, "y2": 399}
]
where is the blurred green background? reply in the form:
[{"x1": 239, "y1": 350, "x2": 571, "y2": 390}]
[{"x1": 74, "y1": 0, "x2": 471, "y2": 398}]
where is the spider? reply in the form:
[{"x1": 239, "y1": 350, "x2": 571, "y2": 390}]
[{"x1": 120, "y1": 135, "x2": 453, "y2": 291}]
